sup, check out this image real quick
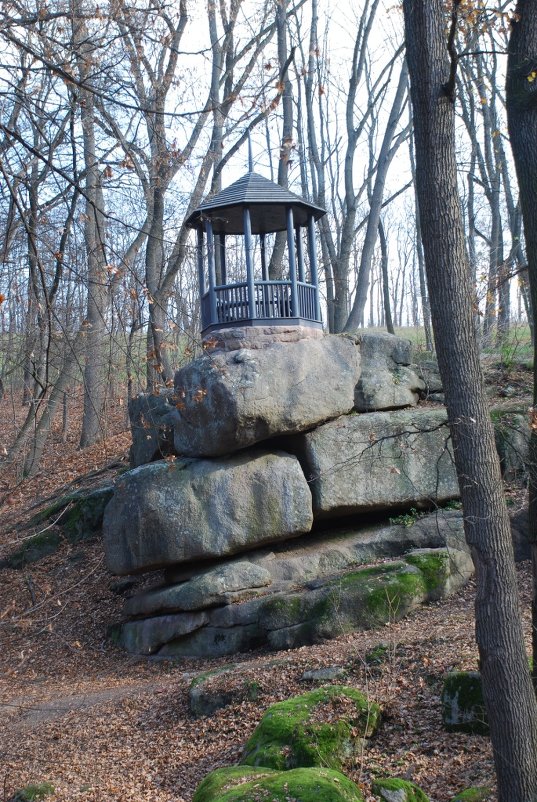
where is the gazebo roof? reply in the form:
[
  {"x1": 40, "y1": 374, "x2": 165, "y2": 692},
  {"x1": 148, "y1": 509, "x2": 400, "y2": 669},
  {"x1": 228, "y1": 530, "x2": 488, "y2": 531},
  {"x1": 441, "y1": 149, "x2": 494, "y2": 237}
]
[{"x1": 185, "y1": 170, "x2": 326, "y2": 235}]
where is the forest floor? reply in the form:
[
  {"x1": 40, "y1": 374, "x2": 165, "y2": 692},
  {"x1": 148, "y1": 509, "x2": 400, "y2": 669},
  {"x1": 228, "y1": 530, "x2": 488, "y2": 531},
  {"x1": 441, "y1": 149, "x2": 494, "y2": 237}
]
[{"x1": 0, "y1": 357, "x2": 533, "y2": 802}]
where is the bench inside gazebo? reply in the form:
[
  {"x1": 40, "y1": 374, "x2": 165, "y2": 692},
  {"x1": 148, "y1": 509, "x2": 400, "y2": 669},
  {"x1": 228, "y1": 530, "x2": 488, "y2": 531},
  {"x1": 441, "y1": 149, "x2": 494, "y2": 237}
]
[{"x1": 186, "y1": 167, "x2": 326, "y2": 336}]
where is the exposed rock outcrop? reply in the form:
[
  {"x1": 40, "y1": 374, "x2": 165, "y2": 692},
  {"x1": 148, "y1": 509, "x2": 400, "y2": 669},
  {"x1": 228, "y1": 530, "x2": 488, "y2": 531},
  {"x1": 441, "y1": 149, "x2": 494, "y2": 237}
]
[
  {"x1": 102, "y1": 331, "x2": 474, "y2": 659},
  {"x1": 172, "y1": 334, "x2": 360, "y2": 457},
  {"x1": 103, "y1": 450, "x2": 313, "y2": 575}
]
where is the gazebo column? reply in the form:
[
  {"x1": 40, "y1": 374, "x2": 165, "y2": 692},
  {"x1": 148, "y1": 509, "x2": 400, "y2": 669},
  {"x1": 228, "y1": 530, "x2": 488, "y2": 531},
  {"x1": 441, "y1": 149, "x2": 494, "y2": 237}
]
[
  {"x1": 296, "y1": 227, "x2": 305, "y2": 283},
  {"x1": 260, "y1": 233, "x2": 269, "y2": 317},
  {"x1": 286, "y1": 207, "x2": 299, "y2": 318},
  {"x1": 197, "y1": 228, "x2": 206, "y2": 329},
  {"x1": 244, "y1": 207, "x2": 257, "y2": 320},
  {"x1": 307, "y1": 214, "x2": 321, "y2": 322},
  {"x1": 218, "y1": 234, "x2": 227, "y2": 284},
  {"x1": 205, "y1": 219, "x2": 218, "y2": 326}
]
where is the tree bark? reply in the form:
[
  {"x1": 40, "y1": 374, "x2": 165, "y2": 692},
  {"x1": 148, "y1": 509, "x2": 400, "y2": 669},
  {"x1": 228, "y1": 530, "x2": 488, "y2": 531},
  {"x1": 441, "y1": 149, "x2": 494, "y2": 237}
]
[
  {"x1": 73, "y1": 4, "x2": 109, "y2": 448},
  {"x1": 506, "y1": 0, "x2": 537, "y2": 694},
  {"x1": 404, "y1": 2, "x2": 537, "y2": 799}
]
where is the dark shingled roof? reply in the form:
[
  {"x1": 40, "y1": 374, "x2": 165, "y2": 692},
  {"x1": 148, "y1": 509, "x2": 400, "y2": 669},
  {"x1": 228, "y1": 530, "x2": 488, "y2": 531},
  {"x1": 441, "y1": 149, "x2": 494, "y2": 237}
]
[{"x1": 186, "y1": 170, "x2": 326, "y2": 234}]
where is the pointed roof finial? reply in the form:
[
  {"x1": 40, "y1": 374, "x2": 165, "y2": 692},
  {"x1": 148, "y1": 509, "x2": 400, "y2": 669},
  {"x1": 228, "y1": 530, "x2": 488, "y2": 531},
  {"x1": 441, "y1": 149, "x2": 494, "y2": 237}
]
[{"x1": 247, "y1": 132, "x2": 254, "y2": 172}]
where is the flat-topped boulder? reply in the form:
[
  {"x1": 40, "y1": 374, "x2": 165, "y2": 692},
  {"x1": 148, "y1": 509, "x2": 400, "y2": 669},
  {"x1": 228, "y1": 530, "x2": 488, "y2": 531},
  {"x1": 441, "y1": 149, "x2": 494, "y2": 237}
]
[
  {"x1": 353, "y1": 331, "x2": 425, "y2": 411},
  {"x1": 172, "y1": 334, "x2": 360, "y2": 457},
  {"x1": 291, "y1": 407, "x2": 459, "y2": 518},
  {"x1": 103, "y1": 450, "x2": 313, "y2": 575}
]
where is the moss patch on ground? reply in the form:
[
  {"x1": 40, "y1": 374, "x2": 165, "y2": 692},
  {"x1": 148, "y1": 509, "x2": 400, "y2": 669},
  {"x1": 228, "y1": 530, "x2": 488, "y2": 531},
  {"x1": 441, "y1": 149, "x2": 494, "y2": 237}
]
[
  {"x1": 8, "y1": 783, "x2": 55, "y2": 802},
  {"x1": 192, "y1": 765, "x2": 364, "y2": 802},
  {"x1": 241, "y1": 685, "x2": 380, "y2": 771}
]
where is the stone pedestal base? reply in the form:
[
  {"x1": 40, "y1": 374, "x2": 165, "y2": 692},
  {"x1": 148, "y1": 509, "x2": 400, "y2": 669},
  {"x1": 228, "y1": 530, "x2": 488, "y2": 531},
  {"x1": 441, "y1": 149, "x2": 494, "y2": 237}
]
[{"x1": 202, "y1": 324, "x2": 324, "y2": 352}]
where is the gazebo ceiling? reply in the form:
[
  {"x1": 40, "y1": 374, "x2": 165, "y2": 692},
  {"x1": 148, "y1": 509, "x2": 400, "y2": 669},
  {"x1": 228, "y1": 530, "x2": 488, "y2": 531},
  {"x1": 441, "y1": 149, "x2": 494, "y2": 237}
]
[{"x1": 186, "y1": 171, "x2": 326, "y2": 235}]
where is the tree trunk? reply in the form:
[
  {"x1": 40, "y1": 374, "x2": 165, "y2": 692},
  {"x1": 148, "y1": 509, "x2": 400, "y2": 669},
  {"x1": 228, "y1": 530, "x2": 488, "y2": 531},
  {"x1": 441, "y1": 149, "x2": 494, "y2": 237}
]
[
  {"x1": 404, "y1": 2, "x2": 537, "y2": 799},
  {"x1": 506, "y1": 0, "x2": 537, "y2": 694},
  {"x1": 379, "y1": 219, "x2": 394, "y2": 334},
  {"x1": 345, "y1": 60, "x2": 408, "y2": 331},
  {"x1": 74, "y1": 5, "x2": 109, "y2": 448}
]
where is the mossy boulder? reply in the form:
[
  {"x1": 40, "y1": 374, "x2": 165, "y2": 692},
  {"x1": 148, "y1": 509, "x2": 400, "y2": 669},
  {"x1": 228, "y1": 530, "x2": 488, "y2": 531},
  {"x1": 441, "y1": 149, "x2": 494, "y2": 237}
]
[
  {"x1": 372, "y1": 777, "x2": 430, "y2": 802},
  {"x1": 8, "y1": 783, "x2": 55, "y2": 802},
  {"x1": 449, "y1": 788, "x2": 492, "y2": 802},
  {"x1": 262, "y1": 558, "x2": 431, "y2": 651},
  {"x1": 192, "y1": 765, "x2": 364, "y2": 802},
  {"x1": 441, "y1": 671, "x2": 488, "y2": 735},
  {"x1": 241, "y1": 685, "x2": 380, "y2": 771},
  {"x1": 0, "y1": 531, "x2": 62, "y2": 569}
]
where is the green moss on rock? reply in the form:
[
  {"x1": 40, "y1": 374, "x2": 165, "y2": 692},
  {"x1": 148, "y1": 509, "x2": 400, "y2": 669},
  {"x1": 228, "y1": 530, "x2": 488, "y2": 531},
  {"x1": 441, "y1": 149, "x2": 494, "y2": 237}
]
[
  {"x1": 449, "y1": 788, "x2": 492, "y2": 802},
  {"x1": 192, "y1": 765, "x2": 364, "y2": 802},
  {"x1": 241, "y1": 685, "x2": 380, "y2": 771},
  {"x1": 1, "y1": 531, "x2": 62, "y2": 569},
  {"x1": 372, "y1": 777, "x2": 430, "y2": 802},
  {"x1": 441, "y1": 671, "x2": 488, "y2": 735},
  {"x1": 404, "y1": 550, "x2": 450, "y2": 598},
  {"x1": 8, "y1": 782, "x2": 55, "y2": 802}
]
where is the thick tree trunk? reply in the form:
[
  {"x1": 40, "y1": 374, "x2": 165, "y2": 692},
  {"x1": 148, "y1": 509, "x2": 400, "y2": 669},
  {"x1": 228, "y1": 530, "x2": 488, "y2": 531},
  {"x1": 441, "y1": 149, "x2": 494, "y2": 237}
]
[
  {"x1": 404, "y1": 2, "x2": 537, "y2": 799},
  {"x1": 507, "y1": 0, "x2": 537, "y2": 694}
]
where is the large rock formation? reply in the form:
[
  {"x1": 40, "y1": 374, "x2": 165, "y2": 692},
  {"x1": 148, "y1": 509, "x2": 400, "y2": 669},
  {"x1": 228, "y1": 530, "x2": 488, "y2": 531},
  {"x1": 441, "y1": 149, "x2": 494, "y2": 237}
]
[
  {"x1": 290, "y1": 407, "x2": 458, "y2": 518},
  {"x1": 103, "y1": 450, "x2": 313, "y2": 575},
  {"x1": 353, "y1": 330, "x2": 425, "y2": 411},
  {"x1": 102, "y1": 330, "x2": 474, "y2": 658},
  {"x1": 172, "y1": 334, "x2": 360, "y2": 457}
]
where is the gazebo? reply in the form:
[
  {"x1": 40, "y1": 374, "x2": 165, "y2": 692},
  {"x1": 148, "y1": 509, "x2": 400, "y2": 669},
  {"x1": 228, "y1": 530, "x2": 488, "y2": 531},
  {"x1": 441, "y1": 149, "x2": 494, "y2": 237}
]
[{"x1": 186, "y1": 164, "x2": 326, "y2": 336}]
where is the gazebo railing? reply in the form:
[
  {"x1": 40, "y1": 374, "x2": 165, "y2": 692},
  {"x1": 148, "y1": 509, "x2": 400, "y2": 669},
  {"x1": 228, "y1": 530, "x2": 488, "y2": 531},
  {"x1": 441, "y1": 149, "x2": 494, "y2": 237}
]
[{"x1": 201, "y1": 279, "x2": 320, "y2": 330}]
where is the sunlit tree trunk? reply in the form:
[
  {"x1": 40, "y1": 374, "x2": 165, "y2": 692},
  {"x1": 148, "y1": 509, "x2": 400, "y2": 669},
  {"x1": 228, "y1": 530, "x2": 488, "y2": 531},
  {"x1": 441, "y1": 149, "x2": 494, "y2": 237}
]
[{"x1": 404, "y1": 2, "x2": 537, "y2": 798}]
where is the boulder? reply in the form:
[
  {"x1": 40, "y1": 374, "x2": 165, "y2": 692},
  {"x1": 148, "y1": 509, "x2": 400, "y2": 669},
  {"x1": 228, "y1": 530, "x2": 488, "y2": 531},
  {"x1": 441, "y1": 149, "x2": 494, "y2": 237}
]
[
  {"x1": 118, "y1": 610, "x2": 208, "y2": 655},
  {"x1": 192, "y1": 766, "x2": 364, "y2": 802},
  {"x1": 164, "y1": 509, "x2": 468, "y2": 590},
  {"x1": 129, "y1": 390, "x2": 179, "y2": 468},
  {"x1": 241, "y1": 685, "x2": 380, "y2": 770},
  {"x1": 415, "y1": 357, "x2": 443, "y2": 396},
  {"x1": 103, "y1": 450, "x2": 313, "y2": 575},
  {"x1": 510, "y1": 506, "x2": 531, "y2": 562},
  {"x1": 353, "y1": 332, "x2": 425, "y2": 411},
  {"x1": 491, "y1": 408, "x2": 529, "y2": 480},
  {"x1": 148, "y1": 543, "x2": 472, "y2": 658},
  {"x1": 188, "y1": 666, "x2": 261, "y2": 718},
  {"x1": 291, "y1": 408, "x2": 459, "y2": 518},
  {"x1": 172, "y1": 334, "x2": 360, "y2": 457},
  {"x1": 125, "y1": 562, "x2": 272, "y2": 617},
  {"x1": 441, "y1": 671, "x2": 488, "y2": 735},
  {"x1": 372, "y1": 778, "x2": 430, "y2": 802},
  {"x1": 449, "y1": 789, "x2": 492, "y2": 802}
]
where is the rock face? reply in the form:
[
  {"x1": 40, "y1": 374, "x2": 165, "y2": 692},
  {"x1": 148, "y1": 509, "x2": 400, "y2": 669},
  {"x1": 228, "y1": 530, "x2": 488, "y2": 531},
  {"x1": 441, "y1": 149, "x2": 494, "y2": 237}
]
[
  {"x1": 353, "y1": 331, "x2": 425, "y2": 411},
  {"x1": 102, "y1": 331, "x2": 477, "y2": 659},
  {"x1": 115, "y1": 512, "x2": 473, "y2": 657},
  {"x1": 172, "y1": 335, "x2": 360, "y2": 457},
  {"x1": 292, "y1": 408, "x2": 458, "y2": 517},
  {"x1": 103, "y1": 450, "x2": 313, "y2": 575},
  {"x1": 492, "y1": 408, "x2": 529, "y2": 480},
  {"x1": 129, "y1": 390, "x2": 178, "y2": 468}
]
